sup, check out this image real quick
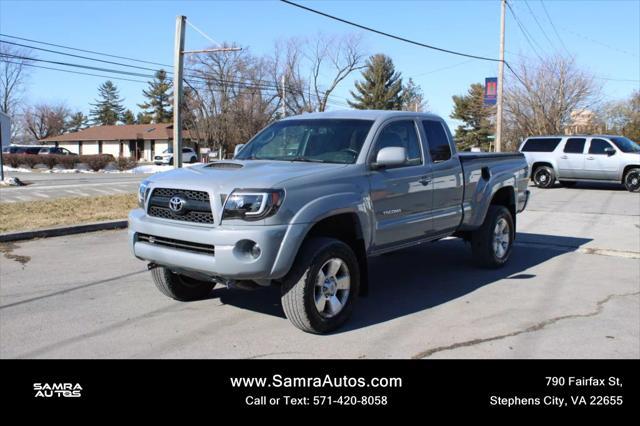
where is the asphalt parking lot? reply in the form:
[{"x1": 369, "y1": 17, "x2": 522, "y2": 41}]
[
  {"x1": 0, "y1": 172, "x2": 148, "y2": 203},
  {"x1": 1, "y1": 182, "x2": 638, "y2": 359}
]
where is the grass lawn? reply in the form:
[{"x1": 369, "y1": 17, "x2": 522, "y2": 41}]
[{"x1": 0, "y1": 194, "x2": 137, "y2": 233}]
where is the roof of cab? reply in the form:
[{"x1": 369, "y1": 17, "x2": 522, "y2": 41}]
[{"x1": 281, "y1": 109, "x2": 443, "y2": 122}]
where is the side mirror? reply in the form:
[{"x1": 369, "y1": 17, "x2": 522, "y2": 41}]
[
  {"x1": 233, "y1": 144, "x2": 245, "y2": 157},
  {"x1": 372, "y1": 147, "x2": 407, "y2": 169},
  {"x1": 604, "y1": 147, "x2": 615, "y2": 156}
]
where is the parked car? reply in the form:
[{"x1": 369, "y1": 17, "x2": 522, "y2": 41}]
[
  {"x1": 519, "y1": 135, "x2": 640, "y2": 192},
  {"x1": 129, "y1": 111, "x2": 530, "y2": 333},
  {"x1": 154, "y1": 147, "x2": 198, "y2": 165},
  {"x1": 2, "y1": 145, "x2": 42, "y2": 154},
  {"x1": 38, "y1": 147, "x2": 77, "y2": 155}
]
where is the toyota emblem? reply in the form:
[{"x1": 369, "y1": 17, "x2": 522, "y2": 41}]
[{"x1": 169, "y1": 195, "x2": 186, "y2": 214}]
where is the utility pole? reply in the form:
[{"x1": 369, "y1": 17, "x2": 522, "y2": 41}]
[
  {"x1": 173, "y1": 15, "x2": 186, "y2": 168},
  {"x1": 281, "y1": 74, "x2": 286, "y2": 117},
  {"x1": 495, "y1": 0, "x2": 506, "y2": 152},
  {"x1": 172, "y1": 16, "x2": 241, "y2": 168}
]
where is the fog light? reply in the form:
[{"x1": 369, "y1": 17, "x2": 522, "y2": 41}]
[
  {"x1": 250, "y1": 243, "x2": 261, "y2": 259},
  {"x1": 233, "y1": 239, "x2": 261, "y2": 261}
]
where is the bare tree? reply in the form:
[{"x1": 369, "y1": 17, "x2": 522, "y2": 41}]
[
  {"x1": 271, "y1": 34, "x2": 365, "y2": 114},
  {"x1": 0, "y1": 44, "x2": 32, "y2": 117},
  {"x1": 23, "y1": 102, "x2": 71, "y2": 141},
  {"x1": 503, "y1": 55, "x2": 601, "y2": 149}
]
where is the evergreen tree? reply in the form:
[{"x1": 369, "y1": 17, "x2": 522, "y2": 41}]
[
  {"x1": 401, "y1": 78, "x2": 427, "y2": 112},
  {"x1": 450, "y1": 83, "x2": 495, "y2": 151},
  {"x1": 122, "y1": 109, "x2": 136, "y2": 125},
  {"x1": 137, "y1": 69, "x2": 173, "y2": 123},
  {"x1": 66, "y1": 111, "x2": 89, "y2": 132},
  {"x1": 90, "y1": 81, "x2": 125, "y2": 125},
  {"x1": 136, "y1": 112, "x2": 152, "y2": 125},
  {"x1": 348, "y1": 54, "x2": 403, "y2": 110}
]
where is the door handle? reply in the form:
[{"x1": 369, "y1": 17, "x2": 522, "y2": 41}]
[
  {"x1": 586, "y1": 156, "x2": 594, "y2": 160},
  {"x1": 419, "y1": 176, "x2": 431, "y2": 186},
  {"x1": 560, "y1": 155, "x2": 568, "y2": 159}
]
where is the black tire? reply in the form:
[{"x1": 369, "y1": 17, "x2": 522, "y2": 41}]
[
  {"x1": 190, "y1": 156, "x2": 197, "y2": 163},
  {"x1": 533, "y1": 166, "x2": 555, "y2": 188},
  {"x1": 559, "y1": 180, "x2": 577, "y2": 187},
  {"x1": 471, "y1": 205, "x2": 515, "y2": 268},
  {"x1": 623, "y1": 168, "x2": 640, "y2": 193},
  {"x1": 280, "y1": 238, "x2": 360, "y2": 334},
  {"x1": 151, "y1": 267, "x2": 214, "y2": 301}
]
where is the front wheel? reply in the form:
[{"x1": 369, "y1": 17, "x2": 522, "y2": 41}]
[
  {"x1": 280, "y1": 238, "x2": 359, "y2": 334},
  {"x1": 151, "y1": 267, "x2": 214, "y2": 301},
  {"x1": 471, "y1": 205, "x2": 515, "y2": 268},
  {"x1": 533, "y1": 166, "x2": 555, "y2": 188},
  {"x1": 623, "y1": 168, "x2": 640, "y2": 193}
]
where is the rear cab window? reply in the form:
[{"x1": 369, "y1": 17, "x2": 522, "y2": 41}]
[
  {"x1": 422, "y1": 120, "x2": 452, "y2": 162},
  {"x1": 563, "y1": 138, "x2": 586, "y2": 154},
  {"x1": 521, "y1": 138, "x2": 562, "y2": 152}
]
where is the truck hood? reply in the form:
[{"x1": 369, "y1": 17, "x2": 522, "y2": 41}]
[{"x1": 147, "y1": 160, "x2": 349, "y2": 194}]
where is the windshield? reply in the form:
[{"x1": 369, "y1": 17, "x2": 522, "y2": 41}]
[
  {"x1": 235, "y1": 119, "x2": 374, "y2": 164},
  {"x1": 610, "y1": 136, "x2": 640, "y2": 153}
]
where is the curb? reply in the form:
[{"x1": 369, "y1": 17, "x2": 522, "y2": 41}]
[{"x1": 0, "y1": 220, "x2": 128, "y2": 242}]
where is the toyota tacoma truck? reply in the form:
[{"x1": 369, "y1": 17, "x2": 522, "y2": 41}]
[{"x1": 129, "y1": 111, "x2": 530, "y2": 333}]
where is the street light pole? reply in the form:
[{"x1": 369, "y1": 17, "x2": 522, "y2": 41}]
[
  {"x1": 173, "y1": 15, "x2": 186, "y2": 169},
  {"x1": 495, "y1": 0, "x2": 506, "y2": 152}
]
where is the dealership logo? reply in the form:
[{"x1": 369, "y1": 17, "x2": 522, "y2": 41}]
[
  {"x1": 33, "y1": 383, "x2": 83, "y2": 398},
  {"x1": 169, "y1": 195, "x2": 186, "y2": 214}
]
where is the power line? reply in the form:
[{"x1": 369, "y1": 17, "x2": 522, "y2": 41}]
[
  {"x1": 506, "y1": 1, "x2": 544, "y2": 60},
  {"x1": 186, "y1": 20, "x2": 222, "y2": 47},
  {"x1": 559, "y1": 26, "x2": 639, "y2": 59},
  {"x1": 539, "y1": 1, "x2": 571, "y2": 56},
  {"x1": 0, "y1": 39, "x2": 167, "y2": 74},
  {"x1": 0, "y1": 33, "x2": 171, "y2": 67},
  {"x1": 523, "y1": 0, "x2": 556, "y2": 50},
  {"x1": 281, "y1": 0, "x2": 528, "y2": 88},
  {"x1": 0, "y1": 59, "x2": 149, "y2": 84},
  {"x1": 280, "y1": 0, "x2": 502, "y2": 63}
]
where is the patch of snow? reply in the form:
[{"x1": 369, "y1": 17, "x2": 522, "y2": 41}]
[{"x1": 2, "y1": 165, "x2": 33, "y2": 173}]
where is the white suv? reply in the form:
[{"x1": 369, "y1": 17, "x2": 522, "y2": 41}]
[
  {"x1": 154, "y1": 147, "x2": 198, "y2": 165},
  {"x1": 519, "y1": 135, "x2": 640, "y2": 192}
]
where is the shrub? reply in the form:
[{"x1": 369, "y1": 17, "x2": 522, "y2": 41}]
[
  {"x1": 80, "y1": 154, "x2": 115, "y2": 171},
  {"x1": 40, "y1": 155, "x2": 60, "y2": 170},
  {"x1": 116, "y1": 156, "x2": 137, "y2": 171},
  {"x1": 2, "y1": 154, "x2": 21, "y2": 168},
  {"x1": 21, "y1": 155, "x2": 41, "y2": 169},
  {"x1": 57, "y1": 155, "x2": 80, "y2": 169}
]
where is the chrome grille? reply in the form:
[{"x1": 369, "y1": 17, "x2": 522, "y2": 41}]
[
  {"x1": 137, "y1": 233, "x2": 215, "y2": 256},
  {"x1": 151, "y1": 188, "x2": 210, "y2": 202}
]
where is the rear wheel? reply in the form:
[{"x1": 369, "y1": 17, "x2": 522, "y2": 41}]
[
  {"x1": 471, "y1": 205, "x2": 514, "y2": 268},
  {"x1": 560, "y1": 180, "x2": 577, "y2": 187},
  {"x1": 533, "y1": 166, "x2": 555, "y2": 188},
  {"x1": 151, "y1": 267, "x2": 214, "y2": 301},
  {"x1": 280, "y1": 238, "x2": 359, "y2": 334},
  {"x1": 190, "y1": 156, "x2": 197, "y2": 163},
  {"x1": 623, "y1": 168, "x2": 640, "y2": 193}
]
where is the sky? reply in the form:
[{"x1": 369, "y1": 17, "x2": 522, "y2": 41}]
[{"x1": 1, "y1": 0, "x2": 639, "y2": 130}]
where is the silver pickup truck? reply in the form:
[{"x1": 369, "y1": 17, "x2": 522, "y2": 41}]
[{"x1": 129, "y1": 111, "x2": 530, "y2": 333}]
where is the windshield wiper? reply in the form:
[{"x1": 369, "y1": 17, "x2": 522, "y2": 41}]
[{"x1": 289, "y1": 156, "x2": 328, "y2": 163}]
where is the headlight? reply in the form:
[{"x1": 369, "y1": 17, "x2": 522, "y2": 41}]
[
  {"x1": 138, "y1": 180, "x2": 151, "y2": 208},
  {"x1": 222, "y1": 189, "x2": 284, "y2": 221}
]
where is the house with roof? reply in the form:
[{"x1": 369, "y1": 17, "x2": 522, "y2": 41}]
[{"x1": 39, "y1": 123, "x2": 198, "y2": 162}]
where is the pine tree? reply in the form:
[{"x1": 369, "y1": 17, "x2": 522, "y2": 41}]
[
  {"x1": 137, "y1": 69, "x2": 173, "y2": 123},
  {"x1": 450, "y1": 83, "x2": 495, "y2": 151},
  {"x1": 122, "y1": 109, "x2": 136, "y2": 125},
  {"x1": 348, "y1": 54, "x2": 403, "y2": 110},
  {"x1": 66, "y1": 112, "x2": 89, "y2": 132},
  {"x1": 90, "y1": 81, "x2": 125, "y2": 125},
  {"x1": 401, "y1": 78, "x2": 427, "y2": 112},
  {"x1": 136, "y1": 112, "x2": 152, "y2": 125}
]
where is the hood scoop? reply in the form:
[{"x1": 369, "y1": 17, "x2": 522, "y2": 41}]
[{"x1": 205, "y1": 162, "x2": 244, "y2": 170}]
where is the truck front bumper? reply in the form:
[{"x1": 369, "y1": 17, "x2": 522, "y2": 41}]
[{"x1": 128, "y1": 209, "x2": 306, "y2": 280}]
